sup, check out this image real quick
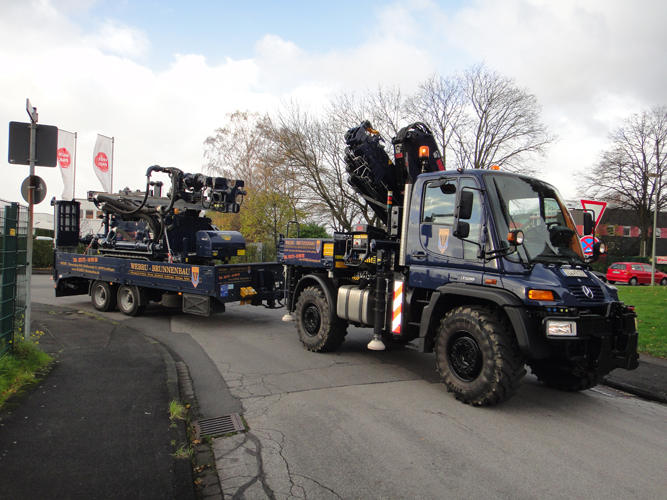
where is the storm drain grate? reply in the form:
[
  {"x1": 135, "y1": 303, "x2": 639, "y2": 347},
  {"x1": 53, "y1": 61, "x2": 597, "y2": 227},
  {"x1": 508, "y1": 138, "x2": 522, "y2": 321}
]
[{"x1": 192, "y1": 413, "x2": 246, "y2": 438}]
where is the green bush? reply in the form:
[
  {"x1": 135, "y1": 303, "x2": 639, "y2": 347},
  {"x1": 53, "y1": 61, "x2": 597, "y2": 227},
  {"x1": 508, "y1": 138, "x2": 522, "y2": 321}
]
[{"x1": 32, "y1": 239, "x2": 54, "y2": 269}]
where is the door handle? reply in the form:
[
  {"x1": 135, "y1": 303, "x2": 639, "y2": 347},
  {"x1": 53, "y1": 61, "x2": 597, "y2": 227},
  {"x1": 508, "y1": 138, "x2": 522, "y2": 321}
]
[{"x1": 412, "y1": 251, "x2": 427, "y2": 260}]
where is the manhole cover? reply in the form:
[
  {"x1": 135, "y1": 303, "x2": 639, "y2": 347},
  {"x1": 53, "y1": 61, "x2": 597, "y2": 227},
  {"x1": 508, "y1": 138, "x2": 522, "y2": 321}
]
[{"x1": 192, "y1": 413, "x2": 245, "y2": 438}]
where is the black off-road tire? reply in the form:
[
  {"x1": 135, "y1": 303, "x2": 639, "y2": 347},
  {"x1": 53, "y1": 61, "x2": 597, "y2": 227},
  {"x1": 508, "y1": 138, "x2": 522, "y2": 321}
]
[
  {"x1": 117, "y1": 285, "x2": 147, "y2": 317},
  {"x1": 434, "y1": 306, "x2": 526, "y2": 406},
  {"x1": 295, "y1": 286, "x2": 348, "y2": 352},
  {"x1": 527, "y1": 359, "x2": 601, "y2": 392},
  {"x1": 91, "y1": 280, "x2": 118, "y2": 312}
]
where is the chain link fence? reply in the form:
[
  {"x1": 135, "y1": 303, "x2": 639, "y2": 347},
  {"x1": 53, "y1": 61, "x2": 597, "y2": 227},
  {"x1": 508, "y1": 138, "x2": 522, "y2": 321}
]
[{"x1": 0, "y1": 200, "x2": 28, "y2": 356}]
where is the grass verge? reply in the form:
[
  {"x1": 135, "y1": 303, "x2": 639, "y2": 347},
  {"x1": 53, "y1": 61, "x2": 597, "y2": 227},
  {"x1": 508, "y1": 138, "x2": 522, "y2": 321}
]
[
  {"x1": 0, "y1": 339, "x2": 53, "y2": 409},
  {"x1": 616, "y1": 285, "x2": 667, "y2": 358}
]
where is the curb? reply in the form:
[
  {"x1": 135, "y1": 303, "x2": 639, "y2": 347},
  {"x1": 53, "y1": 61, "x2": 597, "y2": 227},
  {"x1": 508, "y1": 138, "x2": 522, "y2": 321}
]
[
  {"x1": 174, "y1": 359, "x2": 224, "y2": 500},
  {"x1": 601, "y1": 378, "x2": 667, "y2": 405}
]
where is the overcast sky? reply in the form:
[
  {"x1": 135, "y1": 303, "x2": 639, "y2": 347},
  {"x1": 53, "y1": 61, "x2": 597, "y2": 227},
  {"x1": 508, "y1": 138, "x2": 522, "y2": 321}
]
[{"x1": 2, "y1": 0, "x2": 667, "y2": 214}]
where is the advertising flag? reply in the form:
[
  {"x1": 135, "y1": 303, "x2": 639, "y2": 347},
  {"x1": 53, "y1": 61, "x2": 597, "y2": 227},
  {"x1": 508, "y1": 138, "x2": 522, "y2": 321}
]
[
  {"x1": 93, "y1": 134, "x2": 113, "y2": 192},
  {"x1": 57, "y1": 129, "x2": 76, "y2": 200}
]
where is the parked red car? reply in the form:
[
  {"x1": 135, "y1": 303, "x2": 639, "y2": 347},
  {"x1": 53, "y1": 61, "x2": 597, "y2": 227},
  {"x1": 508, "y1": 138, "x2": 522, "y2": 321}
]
[{"x1": 606, "y1": 262, "x2": 667, "y2": 286}]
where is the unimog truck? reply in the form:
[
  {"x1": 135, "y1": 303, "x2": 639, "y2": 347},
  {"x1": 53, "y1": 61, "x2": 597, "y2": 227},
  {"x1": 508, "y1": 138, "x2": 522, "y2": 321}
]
[{"x1": 278, "y1": 122, "x2": 639, "y2": 406}]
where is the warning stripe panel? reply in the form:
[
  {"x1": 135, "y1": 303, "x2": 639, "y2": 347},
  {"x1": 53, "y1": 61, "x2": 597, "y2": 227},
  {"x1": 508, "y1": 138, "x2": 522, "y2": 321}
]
[{"x1": 392, "y1": 281, "x2": 403, "y2": 334}]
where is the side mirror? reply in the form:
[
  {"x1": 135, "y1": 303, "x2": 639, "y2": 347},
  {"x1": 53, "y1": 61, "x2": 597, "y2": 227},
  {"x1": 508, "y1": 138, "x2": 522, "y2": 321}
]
[
  {"x1": 454, "y1": 221, "x2": 470, "y2": 239},
  {"x1": 583, "y1": 211, "x2": 594, "y2": 236},
  {"x1": 458, "y1": 190, "x2": 474, "y2": 220},
  {"x1": 591, "y1": 241, "x2": 606, "y2": 261}
]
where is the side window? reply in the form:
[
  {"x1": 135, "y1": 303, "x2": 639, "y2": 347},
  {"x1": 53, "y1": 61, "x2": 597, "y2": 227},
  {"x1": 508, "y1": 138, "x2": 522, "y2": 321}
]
[
  {"x1": 420, "y1": 181, "x2": 461, "y2": 259},
  {"x1": 422, "y1": 184, "x2": 456, "y2": 224},
  {"x1": 641, "y1": 264, "x2": 653, "y2": 272},
  {"x1": 631, "y1": 264, "x2": 643, "y2": 271}
]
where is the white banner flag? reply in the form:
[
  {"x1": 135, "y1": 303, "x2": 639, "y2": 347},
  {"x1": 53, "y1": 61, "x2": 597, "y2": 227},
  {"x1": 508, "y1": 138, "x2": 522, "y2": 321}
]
[
  {"x1": 57, "y1": 129, "x2": 76, "y2": 200},
  {"x1": 93, "y1": 134, "x2": 113, "y2": 192}
]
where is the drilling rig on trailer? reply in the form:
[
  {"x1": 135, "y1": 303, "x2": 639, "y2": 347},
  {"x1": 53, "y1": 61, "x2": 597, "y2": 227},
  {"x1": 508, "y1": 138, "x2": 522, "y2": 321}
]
[
  {"x1": 53, "y1": 166, "x2": 282, "y2": 317},
  {"x1": 278, "y1": 121, "x2": 639, "y2": 406}
]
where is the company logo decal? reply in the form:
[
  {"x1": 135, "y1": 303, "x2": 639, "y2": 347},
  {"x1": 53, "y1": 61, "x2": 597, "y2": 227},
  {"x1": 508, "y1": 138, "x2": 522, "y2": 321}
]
[
  {"x1": 191, "y1": 267, "x2": 200, "y2": 288},
  {"x1": 438, "y1": 228, "x2": 450, "y2": 254},
  {"x1": 582, "y1": 285, "x2": 594, "y2": 299}
]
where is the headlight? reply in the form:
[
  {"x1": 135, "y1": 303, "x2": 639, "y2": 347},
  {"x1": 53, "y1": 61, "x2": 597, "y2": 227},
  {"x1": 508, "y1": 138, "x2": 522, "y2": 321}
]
[{"x1": 546, "y1": 319, "x2": 577, "y2": 337}]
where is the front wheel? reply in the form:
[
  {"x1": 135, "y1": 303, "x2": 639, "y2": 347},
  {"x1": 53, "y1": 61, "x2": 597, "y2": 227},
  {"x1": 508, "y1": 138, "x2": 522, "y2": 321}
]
[
  {"x1": 660, "y1": 278, "x2": 667, "y2": 286},
  {"x1": 527, "y1": 359, "x2": 601, "y2": 392},
  {"x1": 294, "y1": 286, "x2": 347, "y2": 352},
  {"x1": 434, "y1": 306, "x2": 526, "y2": 406},
  {"x1": 91, "y1": 280, "x2": 118, "y2": 312},
  {"x1": 117, "y1": 285, "x2": 147, "y2": 317}
]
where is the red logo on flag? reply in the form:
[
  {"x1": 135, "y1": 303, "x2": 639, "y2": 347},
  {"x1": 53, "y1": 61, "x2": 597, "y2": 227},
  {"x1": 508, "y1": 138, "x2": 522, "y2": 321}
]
[
  {"x1": 95, "y1": 152, "x2": 109, "y2": 172},
  {"x1": 57, "y1": 148, "x2": 71, "y2": 168}
]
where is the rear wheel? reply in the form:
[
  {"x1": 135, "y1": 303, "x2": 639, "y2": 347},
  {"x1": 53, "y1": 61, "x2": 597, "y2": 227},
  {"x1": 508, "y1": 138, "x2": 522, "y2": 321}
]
[
  {"x1": 528, "y1": 359, "x2": 601, "y2": 392},
  {"x1": 608, "y1": 280, "x2": 616, "y2": 285},
  {"x1": 117, "y1": 285, "x2": 146, "y2": 317},
  {"x1": 91, "y1": 281, "x2": 117, "y2": 312},
  {"x1": 434, "y1": 306, "x2": 526, "y2": 406},
  {"x1": 294, "y1": 286, "x2": 347, "y2": 352},
  {"x1": 629, "y1": 277, "x2": 638, "y2": 286}
]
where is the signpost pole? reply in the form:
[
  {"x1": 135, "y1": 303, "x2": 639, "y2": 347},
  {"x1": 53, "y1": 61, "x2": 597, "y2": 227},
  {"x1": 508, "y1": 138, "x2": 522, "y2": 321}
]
[
  {"x1": 25, "y1": 99, "x2": 38, "y2": 340},
  {"x1": 649, "y1": 173, "x2": 661, "y2": 286}
]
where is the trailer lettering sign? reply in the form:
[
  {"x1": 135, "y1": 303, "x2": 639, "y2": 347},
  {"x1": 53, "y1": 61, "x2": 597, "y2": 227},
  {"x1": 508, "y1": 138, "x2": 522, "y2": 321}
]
[{"x1": 282, "y1": 239, "x2": 323, "y2": 263}]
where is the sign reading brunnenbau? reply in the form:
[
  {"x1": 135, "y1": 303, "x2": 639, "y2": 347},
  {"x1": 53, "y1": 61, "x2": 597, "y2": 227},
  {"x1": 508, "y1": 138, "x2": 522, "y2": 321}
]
[{"x1": 93, "y1": 134, "x2": 113, "y2": 192}]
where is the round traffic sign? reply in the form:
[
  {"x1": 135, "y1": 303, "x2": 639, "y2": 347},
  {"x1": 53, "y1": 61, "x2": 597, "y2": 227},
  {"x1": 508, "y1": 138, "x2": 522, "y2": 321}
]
[
  {"x1": 21, "y1": 175, "x2": 47, "y2": 204},
  {"x1": 580, "y1": 235, "x2": 599, "y2": 255}
]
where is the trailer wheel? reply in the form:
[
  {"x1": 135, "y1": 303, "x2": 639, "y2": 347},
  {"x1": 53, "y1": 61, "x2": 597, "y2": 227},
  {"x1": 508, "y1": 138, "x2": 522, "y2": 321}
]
[
  {"x1": 295, "y1": 286, "x2": 347, "y2": 352},
  {"x1": 91, "y1": 281, "x2": 117, "y2": 312},
  {"x1": 117, "y1": 285, "x2": 146, "y2": 317},
  {"x1": 527, "y1": 359, "x2": 601, "y2": 392},
  {"x1": 434, "y1": 306, "x2": 526, "y2": 406}
]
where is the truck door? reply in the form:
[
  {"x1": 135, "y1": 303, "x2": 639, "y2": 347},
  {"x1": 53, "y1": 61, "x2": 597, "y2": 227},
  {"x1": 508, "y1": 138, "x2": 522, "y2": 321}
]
[{"x1": 406, "y1": 176, "x2": 485, "y2": 287}]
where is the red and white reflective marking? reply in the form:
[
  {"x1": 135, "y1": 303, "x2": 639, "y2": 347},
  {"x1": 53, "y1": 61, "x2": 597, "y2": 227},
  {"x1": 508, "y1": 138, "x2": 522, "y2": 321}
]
[{"x1": 392, "y1": 280, "x2": 403, "y2": 334}]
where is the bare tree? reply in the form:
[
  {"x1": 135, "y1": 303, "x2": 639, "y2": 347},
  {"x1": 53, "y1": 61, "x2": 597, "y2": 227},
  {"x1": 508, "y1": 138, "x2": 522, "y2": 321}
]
[
  {"x1": 265, "y1": 101, "x2": 368, "y2": 231},
  {"x1": 405, "y1": 73, "x2": 465, "y2": 168},
  {"x1": 578, "y1": 106, "x2": 667, "y2": 254},
  {"x1": 452, "y1": 63, "x2": 555, "y2": 174}
]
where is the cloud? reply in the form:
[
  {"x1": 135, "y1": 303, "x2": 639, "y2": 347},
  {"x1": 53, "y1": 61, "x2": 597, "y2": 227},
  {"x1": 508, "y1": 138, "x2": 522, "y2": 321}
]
[{"x1": 83, "y1": 19, "x2": 151, "y2": 58}]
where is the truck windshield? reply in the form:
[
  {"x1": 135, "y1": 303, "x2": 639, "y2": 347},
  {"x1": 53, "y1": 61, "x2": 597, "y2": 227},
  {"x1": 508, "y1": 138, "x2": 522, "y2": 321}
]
[{"x1": 487, "y1": 174, "x2": 586, "y2": 265}]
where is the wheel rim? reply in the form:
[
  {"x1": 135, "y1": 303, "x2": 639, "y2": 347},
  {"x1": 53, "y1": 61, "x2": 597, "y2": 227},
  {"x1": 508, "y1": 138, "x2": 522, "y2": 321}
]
[
  {"x1": 449, "y1": 333, "x2": 483, "y2": 381},
  {"x1": 662, "y1": 278, "x2": 667, "y2": 286},
  {"x1": 119, "y1": 288, "x2": 134, "y2": 310},
  {"x1": 630, "y1": 278, "x2": 637, "y2": 286},
  {"x1": 302, "y1": 304, "x2": 321, "y2": 336},
  {"x1": 93, "y1": 286, "x2": 107, "y2": 307}
]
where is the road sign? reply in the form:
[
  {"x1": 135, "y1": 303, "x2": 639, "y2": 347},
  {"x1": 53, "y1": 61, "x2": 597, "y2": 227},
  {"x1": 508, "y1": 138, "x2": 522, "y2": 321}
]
[
  {"x1": 580, "y1": 235, "x2": 599, "y2": 255},
  {"x1": 21, "y1": 175, "x2": 47, "y2": 204},
  {"x1": 8, "y1": 121, "x2": 58, "y2": 167},
  {"x1": 581, "y1": 199, "x2": 608, "y2": 228}
]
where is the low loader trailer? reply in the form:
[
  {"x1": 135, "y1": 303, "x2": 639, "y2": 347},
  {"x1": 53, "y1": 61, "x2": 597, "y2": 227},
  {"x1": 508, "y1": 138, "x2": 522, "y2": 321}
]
[{"x1": 53, "y1": 165, "x2": 282, "y2": 317}]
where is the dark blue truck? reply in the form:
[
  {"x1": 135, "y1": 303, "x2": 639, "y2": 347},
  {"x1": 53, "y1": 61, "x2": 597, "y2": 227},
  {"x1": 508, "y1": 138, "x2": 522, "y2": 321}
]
[
  {"x1": 53, "y1": 166, "x2": 282, "y2": 317},
  {"x1": 278, "y1": 122, "x2": 639, "y2": 406}
]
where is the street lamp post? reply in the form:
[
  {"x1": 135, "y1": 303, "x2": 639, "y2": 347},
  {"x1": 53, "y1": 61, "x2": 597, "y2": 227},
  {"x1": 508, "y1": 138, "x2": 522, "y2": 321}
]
[{"x1": 648, "y1": 173, "x2": 661, "y2": 286}]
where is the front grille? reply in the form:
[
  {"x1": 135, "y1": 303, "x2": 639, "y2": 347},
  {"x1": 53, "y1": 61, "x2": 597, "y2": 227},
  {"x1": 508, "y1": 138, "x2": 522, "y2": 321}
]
[{"x1": 568, "y1": 283, "x2": 604, "y2": 302}]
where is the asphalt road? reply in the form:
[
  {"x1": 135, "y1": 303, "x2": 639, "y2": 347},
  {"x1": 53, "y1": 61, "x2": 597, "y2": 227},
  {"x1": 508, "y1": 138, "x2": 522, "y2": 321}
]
[{"x1": 33, "y1": 275, "x2": 667, "y2": 500}]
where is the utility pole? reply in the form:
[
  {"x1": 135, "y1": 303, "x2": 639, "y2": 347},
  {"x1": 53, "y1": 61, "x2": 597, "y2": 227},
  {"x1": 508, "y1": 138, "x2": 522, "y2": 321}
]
[{"x1": 648, "y1": 172, "x2": 661, "y2": 286}]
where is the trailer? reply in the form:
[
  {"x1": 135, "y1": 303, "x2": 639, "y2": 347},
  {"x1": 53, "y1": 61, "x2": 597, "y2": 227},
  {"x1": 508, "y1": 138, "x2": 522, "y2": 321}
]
[{"x1": 53, "y1": 166, "x2": 282, "y2": 316}]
